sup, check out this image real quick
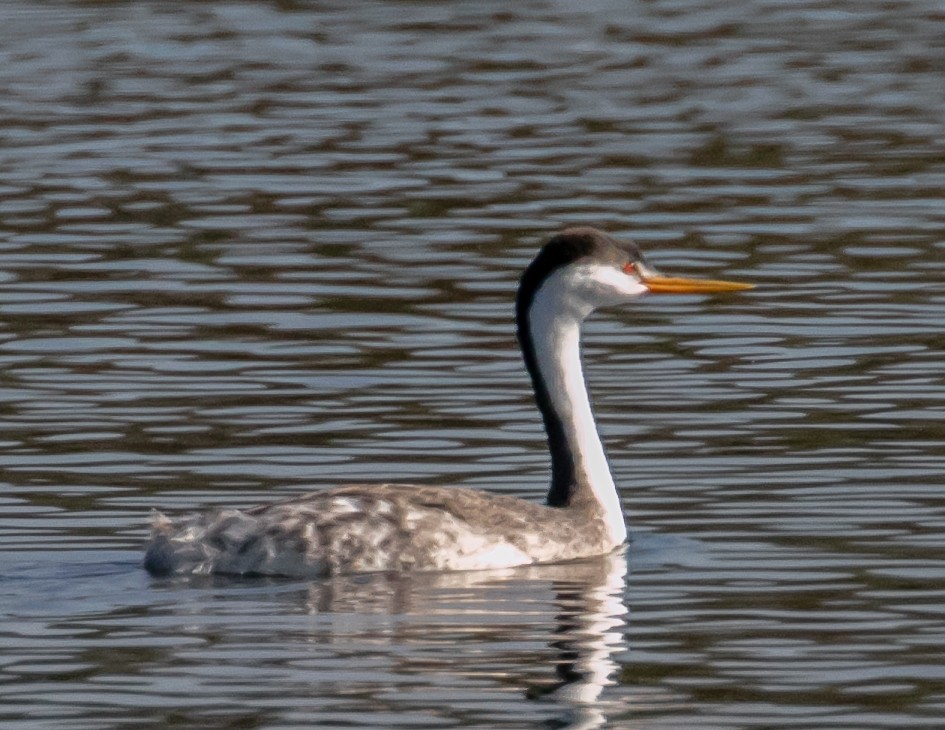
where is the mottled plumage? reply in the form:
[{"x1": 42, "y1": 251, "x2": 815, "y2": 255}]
[{"x1": 144, "y1": 484, "x2": 614, "y2": 577}]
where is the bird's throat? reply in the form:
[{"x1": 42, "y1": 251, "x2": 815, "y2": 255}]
[{"x1": 521, "y1": 273, "x2": 627, "y2": 545}]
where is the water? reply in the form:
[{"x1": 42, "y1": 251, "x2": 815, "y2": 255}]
[{"x1": 2, "y1": 0, "x2": 945, "y2": 727}]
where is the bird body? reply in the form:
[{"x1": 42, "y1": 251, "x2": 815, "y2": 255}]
[
  {"x1": 144, "y1": 228, "x2": 751, "y2": 577},
  {"x1": 144, "y1": 483, "x2": 616, "y2": 578}
]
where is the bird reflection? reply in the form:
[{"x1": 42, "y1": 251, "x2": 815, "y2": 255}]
[
  {"x1": 295, "y1": 548, "x2": 628, "y2": 728},
  {"x1": 524, "y1": 549, "x2": 628, "y2": 729}
]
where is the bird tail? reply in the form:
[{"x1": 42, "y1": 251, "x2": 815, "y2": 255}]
[
  {"x1": 143, "y1": 507, "x2": 302, "y2": 576},
  {"x1": 142, "y1": 510, "x2": 181, "y2": 576}
]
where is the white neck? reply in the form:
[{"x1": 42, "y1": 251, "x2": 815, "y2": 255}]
[{"x1": 528, "y1": 268, "x2": 627, "y2": 546}]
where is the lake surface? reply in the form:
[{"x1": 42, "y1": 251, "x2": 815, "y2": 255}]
[{"x1": 2, "y1": 0, "x2": 945, "y2": 727}]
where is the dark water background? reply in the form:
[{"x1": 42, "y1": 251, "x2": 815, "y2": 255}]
[{"x1": 2, "y1": 1, "x2": 945, "y2": 727}]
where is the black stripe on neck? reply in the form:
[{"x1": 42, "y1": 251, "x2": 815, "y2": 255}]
[{"x1": 515, "y1": 228, "x2": 639, "y2": 507}]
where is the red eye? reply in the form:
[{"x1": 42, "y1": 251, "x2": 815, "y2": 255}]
[{"x1": 623, "y1": 262, "x2": 636, "y2": 275}]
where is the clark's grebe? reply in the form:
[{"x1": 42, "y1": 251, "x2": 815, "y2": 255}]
[{"x1": 144, "y1": 227, "x2": 752, "y2": 577}]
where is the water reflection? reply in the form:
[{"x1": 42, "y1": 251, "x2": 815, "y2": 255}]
[
  {"x1": 133, "y1": 551, "x2": 631, "y2": 729},
  {"x1": 524, "y1": 550, "x2": 628, "y2": 730},
  {"x1": 298, "y1": 552, "x2": 631, "y2": 729}
]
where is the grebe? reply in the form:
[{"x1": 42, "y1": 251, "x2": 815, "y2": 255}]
[{"x1": 144, "y1": 227, "x2": 752, "y2": 577}]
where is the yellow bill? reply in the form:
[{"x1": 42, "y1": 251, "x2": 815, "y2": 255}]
[{"x1": 642, "y1": 274, "x2": 755, "y2": 294}]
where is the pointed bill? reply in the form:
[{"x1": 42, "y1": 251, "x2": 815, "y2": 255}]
[{"x1": 642, "y1": 274, "x2": 754, "y2": 294}]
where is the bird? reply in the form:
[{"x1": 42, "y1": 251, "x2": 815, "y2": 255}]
[{"x1": 144, "y1": 227, "x2": 752, "y2": 578}]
